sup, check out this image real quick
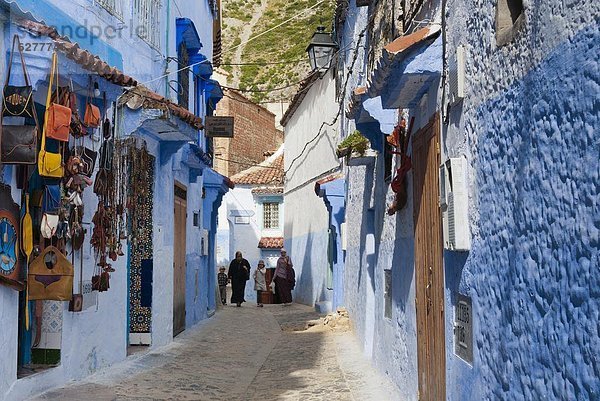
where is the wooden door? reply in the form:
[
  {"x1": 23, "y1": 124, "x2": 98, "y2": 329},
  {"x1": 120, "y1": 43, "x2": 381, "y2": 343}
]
[
  {"x1": 412, "y1": 114, "x2": 446, "y2": 401},
  {"x1": 173, "y1": 184, "x2": 187, "y2": 337}
]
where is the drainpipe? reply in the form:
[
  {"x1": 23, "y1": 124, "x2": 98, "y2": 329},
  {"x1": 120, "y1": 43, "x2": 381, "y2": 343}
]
[{"x1": 165, "y1": 0, "x2": 171, "y2": 98}]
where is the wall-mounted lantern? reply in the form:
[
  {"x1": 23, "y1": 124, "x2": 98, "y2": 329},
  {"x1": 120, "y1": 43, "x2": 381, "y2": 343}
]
[{"x1": 306, "y1": 26, "x2": 338, "y2": 72}]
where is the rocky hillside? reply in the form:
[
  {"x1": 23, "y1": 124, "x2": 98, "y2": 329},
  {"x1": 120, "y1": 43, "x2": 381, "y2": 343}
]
[{"x1": 221, "y1": 0, "x2": 335, "y2": 103}]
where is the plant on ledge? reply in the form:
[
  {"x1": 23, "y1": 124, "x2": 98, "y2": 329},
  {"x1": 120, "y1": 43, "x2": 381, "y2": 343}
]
[{"x1": 336, "y1": 130, "x2": 370, "y2": 158}]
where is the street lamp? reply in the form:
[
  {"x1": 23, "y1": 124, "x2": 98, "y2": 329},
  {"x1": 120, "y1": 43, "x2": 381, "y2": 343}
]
[{"x1": 306, "y1": 26, "x2": 338, "y2": 71}]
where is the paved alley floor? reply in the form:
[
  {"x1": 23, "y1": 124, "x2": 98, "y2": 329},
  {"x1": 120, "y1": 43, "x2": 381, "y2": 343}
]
[{"x1": 30, "y1": 303, "x2": 402, "y2": 401}]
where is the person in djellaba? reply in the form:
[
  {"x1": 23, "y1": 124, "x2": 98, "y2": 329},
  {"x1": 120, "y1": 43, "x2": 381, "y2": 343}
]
[
  {"x1": 274, "y1": 248, "x2": 294, "y2": 306},
  {"x1": 228, "y1": 251, "x2": 251, "y2": 307}
]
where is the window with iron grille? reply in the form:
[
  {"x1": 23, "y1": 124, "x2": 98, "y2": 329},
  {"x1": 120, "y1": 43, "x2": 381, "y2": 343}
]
[
  {"x1": 177, "y1": 42, "x2": 190, "y2": 109},
  {"x1": 263, "y1": 203, "x2": 279, "y2": 229},
  {"x1": 133, "y1": 0, "x2": 161, "y2": 48},
  {"x1": 94, "y1": 0, "x2": 124, "y2": 19}
]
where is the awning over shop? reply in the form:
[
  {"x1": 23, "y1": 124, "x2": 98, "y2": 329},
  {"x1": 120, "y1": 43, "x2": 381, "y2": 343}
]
[
  {"x1": 17, "y1": 19, "x2": 136, "y2": 87},
  {"x1": 367, "y1": 25, "x2": 442, "y2": 109}
]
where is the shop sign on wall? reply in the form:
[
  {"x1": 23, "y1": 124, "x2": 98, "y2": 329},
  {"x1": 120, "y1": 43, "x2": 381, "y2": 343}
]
[
  {"x1": 205, "y1": 116, "x2": 234, "y2": 137},
  {"x1": 454, "y1": 293, "x2": 473, "y2": 363}
]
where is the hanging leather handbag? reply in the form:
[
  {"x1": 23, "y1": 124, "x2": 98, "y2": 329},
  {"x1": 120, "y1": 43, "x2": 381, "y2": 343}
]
[
  {"x1": 84, "y1": 83, "x2": 101, "y2": 128},
  {"x1": 0, "y1": 38, "x2": 39, "y2": 165},
  {"x1": 2, "y1": 36, "x2": 34, "y2": 119},
  {"x1": 39, "y1": 53, "x2": 65, "y2": 178},
  {"x1": 0, "y1": 124, "x2": 39, "y2": 164},
  {"x1": 74, "y1": 146, "x2": 97, "y2": 177},
  {"x1": 0, "y1": 183, "x2": 23, "y2": 291},
  {"x1": 40, "y1": 213, "x2": 59, "y2": 239},
  {"x1": 45, "y1": 79, "x2": 71, "y2": 142},
  {"x1": 42, "y1": 184, "x2": 61, "y2": 213},
  {"x1": 91, "y1": 270, "x2": 110, "y2": 292},
  {"x1": 69, "y1": 91, "x2": 85, "y2": 138},
  {"x1": 99, "y1": 139, "x2": 114, "y2": 171},
  {"x1": 93, "y1": 168, "x2": 110, "y2": 197},
  {"x1": 28, "y1": 245, "x2": 73, "y2": 301},
  {"x1": 102, "y1": 117, "x2": 112, "y2": 139},
  {"x1": 84, "y1": 104, "x2": 100, "y2": 128}
]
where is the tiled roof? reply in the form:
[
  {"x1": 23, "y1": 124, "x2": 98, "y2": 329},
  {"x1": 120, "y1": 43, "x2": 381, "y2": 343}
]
[
  {"x1": 118, "y1": 85, "x2": 204, "y2": 130},
  {"x1": 367, "y1": 25, "x2": 441, "y2": 105},
  {"x1": 252, "y1": 187, "x2": 284, "y2": 195},
  {"x1": 346, "y1": 86, "x2": 367, "y2": 119},
  {"x1": 17, "y1": 19, "x2": 137, "y2": 87},
  {"x1": 258, "y1": 237, "x2": 284, "y2": 249},
  {"x1": 231, "y1": 152, "x2": 284, "y2": 185}
]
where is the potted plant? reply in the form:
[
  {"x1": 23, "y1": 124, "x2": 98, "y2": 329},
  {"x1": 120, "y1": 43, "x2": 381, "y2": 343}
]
[{"x1": 336, "y1": 130, "x2": 370, "y2": 158}]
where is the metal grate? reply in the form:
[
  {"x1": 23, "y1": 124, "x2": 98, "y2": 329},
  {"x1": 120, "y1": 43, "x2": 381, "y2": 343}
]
[
  {"x1": 94, "y1": 0, "x2": 124, "y2": 19},
  {"x1": 263, "y1": 202, "x2": 279, "y2": 229},
  {"x1": 133, "y1": 0, "x2": 161, "y2": 48}
]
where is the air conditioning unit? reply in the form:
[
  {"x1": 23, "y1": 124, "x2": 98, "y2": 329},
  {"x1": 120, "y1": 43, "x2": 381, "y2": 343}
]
[
  {"x1": 440, "y1": 157, "x2": 470, "y2": 251},
  {"x1": 448, "y1": 45, "x2": 465, "y2": 105},
  {"x1": 201, "y1": 229, "x2": 210, "y2": 255},
  {"x1": 340, "y1": 222, "x2": 347, "y2": 251}
]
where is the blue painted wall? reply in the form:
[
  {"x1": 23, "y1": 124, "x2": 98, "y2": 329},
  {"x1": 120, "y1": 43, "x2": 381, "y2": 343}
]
[{"x1": 444, "y1": 22, "x2": 600, "y2": 401}]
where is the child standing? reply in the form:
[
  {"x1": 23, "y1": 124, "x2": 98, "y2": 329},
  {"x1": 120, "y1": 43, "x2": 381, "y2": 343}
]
[
  {"x1": 253, "y1": 260, "x2": 267, "y2": 307},
  {"x1": 218, "y1": 266, "x2": 228, "y2": 305}
]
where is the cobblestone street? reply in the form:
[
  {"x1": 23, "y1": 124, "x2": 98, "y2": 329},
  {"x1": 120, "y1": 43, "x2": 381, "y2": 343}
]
[{"x1": 30, "y1": 303, "x2": 402, "y2": 401}]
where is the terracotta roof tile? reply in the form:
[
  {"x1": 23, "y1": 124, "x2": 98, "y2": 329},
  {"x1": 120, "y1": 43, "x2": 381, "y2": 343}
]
[
  {"x1": 252, "y1": 187, "x2": 284, "y2": 195},
  {"x1": 118, "y1": 85, "x2": 204, "y2": 130},
  {"x1": 17, "y1": 19, "x2": 138, "y2": 87},
  {"x1": 258, "y1": 237, "x2": 284, "y2": 249},
  {"x1": 231, "y1": 153, "x2": 284, "y2": 185}
]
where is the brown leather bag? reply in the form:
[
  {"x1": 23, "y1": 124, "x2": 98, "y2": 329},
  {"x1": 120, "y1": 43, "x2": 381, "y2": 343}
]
[
  {"x1": 45, "y1": 54, "x2": 71, "y2": 142},
  {"x1": 0, "y1": 37, "x2": 39, "y2": 165},
  {"x1": 28, "y1": 246, "x2": 74, "y2": 301},
  {"x1": 84, "y1": 103, "x2": 100, "y2": 128},
  {"x1": 84, "y1": 84, "x2": 100, "y2": 129}
]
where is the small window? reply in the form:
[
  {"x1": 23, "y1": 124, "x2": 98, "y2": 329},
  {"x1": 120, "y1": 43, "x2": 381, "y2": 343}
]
[
  {"x1": 496, "y1": 0, "x2": 524, "y2": 46},
  {"x1": 263, "y1": 202, "x2": 279, "y2": 229},
  {"x1": 384, "y1": 269, "x2": 392, "y2": 319}
]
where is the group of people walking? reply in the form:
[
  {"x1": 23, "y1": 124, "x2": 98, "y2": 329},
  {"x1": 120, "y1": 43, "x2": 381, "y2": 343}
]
[{"x1": 218, "y1": 249, "x2": 295, "y2": 307}]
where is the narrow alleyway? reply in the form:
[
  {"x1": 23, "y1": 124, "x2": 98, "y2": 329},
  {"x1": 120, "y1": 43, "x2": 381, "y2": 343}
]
[{"x1": 29, "y1": 304, "x2": 401, "y2": 401}]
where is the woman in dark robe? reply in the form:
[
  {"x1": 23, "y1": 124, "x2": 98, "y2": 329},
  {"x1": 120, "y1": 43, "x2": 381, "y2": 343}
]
[
  {"x1": 274, "y1": 248, "x2": 293, "y2": 305},
  {"x1": 228, "y1": 251, "x2": 250, "y2": 307}
]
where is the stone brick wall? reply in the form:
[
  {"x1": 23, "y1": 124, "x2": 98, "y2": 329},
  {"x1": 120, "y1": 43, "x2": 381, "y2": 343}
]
[{"x1": 214, "y1": 90, "x2": 283, "y2": 177}]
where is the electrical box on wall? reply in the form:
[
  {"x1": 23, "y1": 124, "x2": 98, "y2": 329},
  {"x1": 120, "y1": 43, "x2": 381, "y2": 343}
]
[
  {"x1": 440, "y1": 157, "x2": 471, "y2": 251},
  {"x1": 340, "y1": 222, "x2": 347, "y2": 251},
  {"x1": 448, "y1": 45, "x2": 466, "y2": 104},
  {"x1": 201, "y1": 229, "x2": 210, "y2": 255}
]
